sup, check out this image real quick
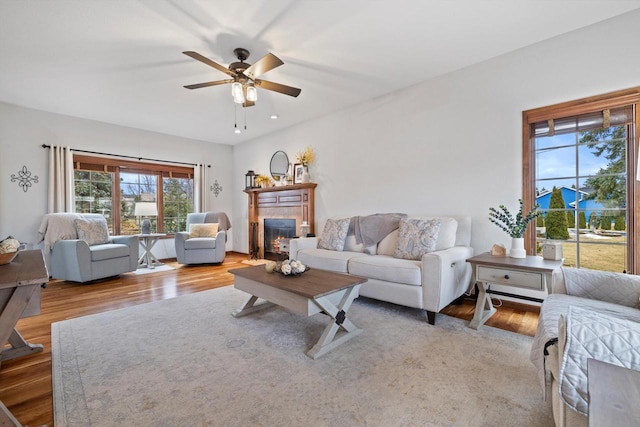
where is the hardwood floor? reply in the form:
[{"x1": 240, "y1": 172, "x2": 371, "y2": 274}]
[{"x1": 1, "y1": 252, "x2": 540, "y2": 427}]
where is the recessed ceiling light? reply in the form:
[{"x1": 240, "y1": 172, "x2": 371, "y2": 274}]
[
  {"x1": 234, "y1": 129, "x2": 241, "y2": 134},
  {"x1": 270, "y1": 114, "x2": 279, "y2": 120}
]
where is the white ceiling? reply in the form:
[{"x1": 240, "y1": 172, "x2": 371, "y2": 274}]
[{"x1": 1, "y1": 1, "x2": 639, "y2": 145}]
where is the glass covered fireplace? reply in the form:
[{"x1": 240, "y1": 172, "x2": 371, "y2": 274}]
[{"x1": 263, "y1": 218, "x2": 296, "y2": 260}]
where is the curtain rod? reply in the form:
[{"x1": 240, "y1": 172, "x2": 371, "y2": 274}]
[{"x1": 41, "y1": 144, "x2": 210, "y2": 168}]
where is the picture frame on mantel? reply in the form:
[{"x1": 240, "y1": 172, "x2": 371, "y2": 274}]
[{"x1": 293, "y1": 163, "x2": 304, "y2": 184}]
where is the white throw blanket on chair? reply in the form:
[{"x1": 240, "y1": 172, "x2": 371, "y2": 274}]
[{"x1": 38, "y1": 213, "x2": 81, "y2": 252}]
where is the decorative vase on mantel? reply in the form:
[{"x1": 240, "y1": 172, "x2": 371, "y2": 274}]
[
  {"x1": 509, "y1": 237, "x2": 526, "y2": 259},
  {"x1": 301, "y1": 166, "x2": 310, "y2": 183}
]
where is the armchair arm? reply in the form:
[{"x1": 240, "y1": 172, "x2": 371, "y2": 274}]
[
  {"x1": 555, "y1": 267, "x2": 640, "y2": 308},
  {"x1": 289, "y1": 237, "x2": 320, "y2": 260},
  {"x1": 421, "y1": 246, "x2": 474, "y2": 313},
  {"x1": 174, "y1": 232, "x2": 189, "y2": 264},
  {"x1": 111, "y1": 235, "x2": 140, "y2": 271},
  {"x1": 214, "y1": 231, "x2": 226, "y2": 261},
  {"x1": 50, "y1": 239, "x2": 92, "y2": 282}
]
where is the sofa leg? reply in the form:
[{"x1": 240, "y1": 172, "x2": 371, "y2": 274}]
[{"x1": 426, "y1": 310, "x2": 436, "y2": 325}]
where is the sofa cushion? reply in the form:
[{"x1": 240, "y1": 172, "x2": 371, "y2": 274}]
[
  {"x1": 393, "y1": 217, "x2": 441, "y2": 260},
  {"x1": 189, "y1": 223, "x2": 219, "y2": 239},
  {"x1": 297, "y1": 248, "x2": 365, "y2": 274},
  {"x1": 184, "y1": 237, "x2": 217, "y2": 250},
  {"x1": 348, "y1": 255, "x2": 422, "y2": 286},
  {"x1": 376, "y1": 217, "x2": 458, "y2": 256},
  {"x1": 75, "y1": 217, "x2": 110, "y2": 246},
  {"x1": 431, "y1": 217, "x2": 457, "y2": 250},
  {"x1": 318, "y1": 218, "x2": 350, "y2": 251},
  {"x1": 89, "y1": 243, "x2": 130, "y2": 261},
  {"x1": 377, "y1": 229, "x2": 399, "y2": 256}
]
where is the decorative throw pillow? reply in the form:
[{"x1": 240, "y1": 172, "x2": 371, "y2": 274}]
[
  {"x1": 189, "y1": 223, "x2": 219, "y2": 238},
  {"x1": 393, "y1": 217, "x2": 441, "y2": 260},
  {"x1": 74, "y1": 217, "x2": 110, "y2": 246},
  {"x1": 318, "y1": 218, "x2": 350, "y2": 251}
]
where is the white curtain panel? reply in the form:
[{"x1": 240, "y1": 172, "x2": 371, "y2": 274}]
[
  {"x1": 194, "y1": 164, "x2": 209, "y2": 213},
  {"x1": 48, "y1": 145, "x2": 75, "y2": 213}
]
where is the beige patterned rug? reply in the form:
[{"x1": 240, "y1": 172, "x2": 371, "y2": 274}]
[{"x1": 52, "y1": 286, "x2": 553, "y2": 426}]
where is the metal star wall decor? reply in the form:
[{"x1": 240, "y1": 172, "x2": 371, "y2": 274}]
[
  {"x1": 210, "y1": 180, "x2": 223, "y2": 198},
  {"x1": 11, "y1": 165, "x2": 38, "y2": 192}
]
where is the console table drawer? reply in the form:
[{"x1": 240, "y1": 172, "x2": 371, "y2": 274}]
[{"x1": 477, "y1": 266, "x2": 544, "y2": 290}]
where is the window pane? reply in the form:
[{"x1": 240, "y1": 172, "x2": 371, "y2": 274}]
[
  {"x1": 536, "y1": 144, "x2": 576, "y2": 180},
  {"x1": 74, "y1": 170, "x2": 114, "y2": 233},
  {"x1": 578, "y1": 241, "x2": 627, "y2": 273},
  {"x1": 122, "y1": 173, "x2": 157, "y2": 235},
  {"x1": 163, "y1": 177, "x2": 194, "y2": 233}
]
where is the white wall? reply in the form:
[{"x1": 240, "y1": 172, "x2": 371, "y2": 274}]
[
  {"x1": 0, "y1": 102, "x2": 233, "y2": 259},
  {"x1": 233, "y1": 10, "x2": 640, "y2": 295}
]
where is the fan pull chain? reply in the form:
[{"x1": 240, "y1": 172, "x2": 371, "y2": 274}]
[
  {"x1": 234, "y1": 105, "x2": 240, "y2": 134},
  {"x1": 244, "y1": 106, "x2": 247, "y2": 131}
]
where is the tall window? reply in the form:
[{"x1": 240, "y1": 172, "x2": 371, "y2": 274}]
[
  {"x1": 523, "y1": 88, "x2": 640, "y2": 273},
  {"x1": 73, "y1": 155, "x2": 195, "y2": 235}
]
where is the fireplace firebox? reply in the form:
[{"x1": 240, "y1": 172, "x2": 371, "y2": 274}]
[{"x1": 264, "y1": 218, "x2": 296, "y2": 260}]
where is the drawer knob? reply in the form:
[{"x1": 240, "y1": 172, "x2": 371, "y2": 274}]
[{"x1": 504, "y1": 274, "x2": 510, "y2": 280}]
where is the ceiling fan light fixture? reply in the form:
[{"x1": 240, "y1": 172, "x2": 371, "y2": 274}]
[
  {"x1": 246, "y1": 85, "x2": 257, "y2": 102},
  {"x1": 232, "y1": 82, "x2": 245, "y2": 103},
  {"x1": 231, "y1": 82, "x2": 243, "y2": 97}
]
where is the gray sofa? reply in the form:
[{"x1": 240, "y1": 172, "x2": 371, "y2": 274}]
[
  {"x1": 289, "y1": 215, "x2": 473, "y2": 324},
  {"x1": 40, "y1": 213, "x2": 139, "y2": 283},
  {"x1": 174, "y1": 212, "x2": 227, "y2": 264},
  {"x1": 531, "y1": 267, "x2": 640, "y2": 427}
]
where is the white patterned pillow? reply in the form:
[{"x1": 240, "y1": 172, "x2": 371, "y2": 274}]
[
  {"x1": 318, "y1": 218, "x2": 350, "y2": 251},
  {"x1": 74, "y1": 217, "x2": 110, "y2": 246},
  {"x1": 393, "y1": 217, "x2": 441, "y2": 260}
]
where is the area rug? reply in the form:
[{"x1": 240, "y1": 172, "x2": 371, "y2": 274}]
[
  {"x1": 127, "y1": 264, "x2": 175, "y2": 275},
  {"x1": 52, "y1": 286, "x2": 553, "y2": 426}
]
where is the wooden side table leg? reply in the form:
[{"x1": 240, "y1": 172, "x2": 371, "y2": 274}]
[{"x1": 469, "y1": 281, "x2": 496, "y2": 330}]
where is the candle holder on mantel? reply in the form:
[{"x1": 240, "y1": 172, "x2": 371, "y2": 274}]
[{"x1": 300, "y1": 221, "x2": 310, "y2": 237}]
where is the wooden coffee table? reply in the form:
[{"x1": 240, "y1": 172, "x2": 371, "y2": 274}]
[{"x1": 229, "y1": 265, "x2": 367, "y2": 359}]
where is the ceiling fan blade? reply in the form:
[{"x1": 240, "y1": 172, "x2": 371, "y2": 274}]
[
  {"x1": 243, "y1": 53, "x2": 284, "y2": 80},
  {"x1": 184, "y1": 79, "x2": 234, "y2": 90},
  {"x1": 183, "y1": 51, "x2": 235, "y2": 77},
  {"x1": 255, "y1": 79, "x2": 301, "y2": 97}
]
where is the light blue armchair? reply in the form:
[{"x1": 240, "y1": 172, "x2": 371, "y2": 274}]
[
  {"x1": 40, "y1": 213, "x2": 139, "y2": 283},
  {"x1": 174, "y1": 212, "x2": 227, "y2": 264}
]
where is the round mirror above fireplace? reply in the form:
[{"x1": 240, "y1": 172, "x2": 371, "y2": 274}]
[{"x1": 270, "y1": 150, "x2": 289, "y2": 183}]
